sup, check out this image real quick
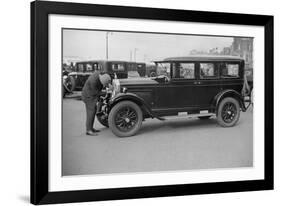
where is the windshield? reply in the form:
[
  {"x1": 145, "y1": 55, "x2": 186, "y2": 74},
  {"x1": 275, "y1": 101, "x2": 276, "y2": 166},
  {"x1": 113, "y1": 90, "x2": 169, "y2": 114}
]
[
  {"x1": 156, "y1": 63, "x2": 171, "y2": 77},
  {"x1": 128, "y1": 71, "x2": 141, "y2": 78}
]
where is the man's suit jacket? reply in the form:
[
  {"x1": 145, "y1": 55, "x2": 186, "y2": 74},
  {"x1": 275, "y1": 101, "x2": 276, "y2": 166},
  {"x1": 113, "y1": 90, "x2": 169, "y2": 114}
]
[{"x1": 81, "y1": 71, "x2": 103, "y2": 101}]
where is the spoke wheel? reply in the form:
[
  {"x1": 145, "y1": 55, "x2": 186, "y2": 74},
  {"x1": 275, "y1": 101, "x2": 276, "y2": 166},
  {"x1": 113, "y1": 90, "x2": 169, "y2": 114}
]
[
  {"x1": 149, "y1": 72, "x2": 156, "y2": 77},
  {"x1": 114, "y1": 106, "x2": 138, "y2": 132},
  {"x1": 221, "y1": 103, "x2": 237, "y2": 123},
  {"x1": 109, "y1": 101, "x2": 142, "y2": 137},
  {"x1": 217, "y1": 97, "x2": 240, "y2": 127}
]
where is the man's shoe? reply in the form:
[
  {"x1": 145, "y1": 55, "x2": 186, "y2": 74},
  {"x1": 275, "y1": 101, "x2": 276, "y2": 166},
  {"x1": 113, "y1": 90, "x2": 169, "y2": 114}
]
[
  {"x1": 86, "y1": 130, "x2": 98, "y2": 136},
  {"x1": 92, "y1": 128, "x2": 100, "y2": 132}
]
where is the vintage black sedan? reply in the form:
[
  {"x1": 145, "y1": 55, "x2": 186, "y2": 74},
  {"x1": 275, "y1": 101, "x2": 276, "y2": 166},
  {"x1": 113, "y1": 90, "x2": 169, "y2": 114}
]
[
  {"x1": 68, "y1": 60, "x2": 129, "y2": 91},
  {"x1": 96, "y1": 56, "x2": 252, "y2": 137}
]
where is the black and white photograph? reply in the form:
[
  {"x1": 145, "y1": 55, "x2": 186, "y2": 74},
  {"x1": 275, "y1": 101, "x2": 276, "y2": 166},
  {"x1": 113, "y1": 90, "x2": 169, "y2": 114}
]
[
  {"x1": 62, "y1": 29, "x2": 254, "y2": 176},
  {"x1": 28, "y1": 1, "x2": 273, "y2": 204}
]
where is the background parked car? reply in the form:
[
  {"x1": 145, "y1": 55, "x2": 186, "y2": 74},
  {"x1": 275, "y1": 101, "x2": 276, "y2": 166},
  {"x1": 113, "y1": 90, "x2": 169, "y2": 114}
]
[{"x1": 67, "y1": 60, "x2": 129, "y2": 91}]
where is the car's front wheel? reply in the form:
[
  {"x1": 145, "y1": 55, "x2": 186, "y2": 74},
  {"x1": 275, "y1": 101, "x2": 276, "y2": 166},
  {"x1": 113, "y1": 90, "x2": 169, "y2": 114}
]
[
  {"x1": 217, "y1": 97, "x2": 240, "y2": 127},
  {"x1": 108, "y1": 101, "x2": 142, "y2": 137},
  {"x1": 96, "y1": 101, "x2": 109, "y2": 127}
]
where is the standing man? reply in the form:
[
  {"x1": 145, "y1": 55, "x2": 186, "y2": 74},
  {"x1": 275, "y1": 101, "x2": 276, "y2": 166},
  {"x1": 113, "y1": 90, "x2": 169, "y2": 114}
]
[{"x1": 81, "y1": 71, "x2": 111, "y2": 136}]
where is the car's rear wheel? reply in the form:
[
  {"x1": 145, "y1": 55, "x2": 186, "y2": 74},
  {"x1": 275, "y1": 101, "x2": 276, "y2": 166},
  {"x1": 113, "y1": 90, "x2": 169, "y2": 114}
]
[
  {"x1": 217, "y1": 97, "x2": 240, "y2": 127},
  {"x1": 108, "y1": 101, "x2": 142, "y2": 137}
]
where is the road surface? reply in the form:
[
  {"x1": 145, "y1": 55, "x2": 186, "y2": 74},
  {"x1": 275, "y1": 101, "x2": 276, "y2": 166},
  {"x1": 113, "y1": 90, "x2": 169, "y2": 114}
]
[{"x1": 62, "y1": 98, "x2": 253, "y2": 176}]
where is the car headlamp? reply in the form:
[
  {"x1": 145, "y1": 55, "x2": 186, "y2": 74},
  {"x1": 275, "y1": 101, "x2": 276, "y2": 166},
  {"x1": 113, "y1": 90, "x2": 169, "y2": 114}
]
[
  {"x1": 122, "y1": 87, "x2": 128, "y2": 93},
  {"x1": 111, "y1": 79, "x2": 120, "y2": 98}
]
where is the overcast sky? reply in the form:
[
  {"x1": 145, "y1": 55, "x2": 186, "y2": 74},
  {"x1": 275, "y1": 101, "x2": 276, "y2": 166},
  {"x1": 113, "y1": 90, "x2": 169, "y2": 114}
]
[{"x1": 63, "y1": 29, "x2": 234, "y2": 63}]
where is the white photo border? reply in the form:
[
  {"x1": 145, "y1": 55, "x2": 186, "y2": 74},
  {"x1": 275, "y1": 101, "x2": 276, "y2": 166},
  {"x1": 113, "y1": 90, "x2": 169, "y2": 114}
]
[{"x1": 49, "y1": 14, "x2": 265, "y2": 192}]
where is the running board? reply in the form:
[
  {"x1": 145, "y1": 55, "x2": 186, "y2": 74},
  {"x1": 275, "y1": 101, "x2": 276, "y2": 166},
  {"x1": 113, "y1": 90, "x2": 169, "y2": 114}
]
[{"x1": 155, "y1": 112, "x2": 215, "y2": 121}]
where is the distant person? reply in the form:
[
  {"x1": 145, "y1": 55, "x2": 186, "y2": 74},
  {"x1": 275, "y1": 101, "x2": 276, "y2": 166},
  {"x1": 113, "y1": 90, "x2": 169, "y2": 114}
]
[{"x1": 81, "y1": 71, "x2": 111, "y2": 136}]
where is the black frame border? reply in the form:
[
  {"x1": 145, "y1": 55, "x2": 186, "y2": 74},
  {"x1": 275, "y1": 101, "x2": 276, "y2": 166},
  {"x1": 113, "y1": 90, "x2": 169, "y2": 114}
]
[{"x1": 31, "y1": 1, "x2": 274, "y2": 204}]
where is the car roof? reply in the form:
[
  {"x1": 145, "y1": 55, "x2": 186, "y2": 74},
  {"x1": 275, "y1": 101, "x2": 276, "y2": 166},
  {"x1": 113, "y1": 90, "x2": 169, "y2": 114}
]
[
  {"x1": 155, "y1": 55, "x2": 244, "y2": 62},
  {"x1": 76, "y1": 60, "x2": 129, "y2": 64}
]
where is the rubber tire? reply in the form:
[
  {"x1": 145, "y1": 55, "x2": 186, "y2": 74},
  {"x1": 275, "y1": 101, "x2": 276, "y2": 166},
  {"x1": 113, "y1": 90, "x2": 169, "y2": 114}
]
[
  {"x1": 97, "y1": 115, "x2": 109, "y2": 128},
  {"x1": 108, "y1": 101, "x2": 142, "y2": 137},
  {"x1": 198, "y1": 115, "x2": 212, "y2": 120},
  {"x1": 62, "y1": 84, "x2": 66, "y2": 98},
  {"x1": 251, "y1": 89, "x2": 254, "y2": 107},
  {"x1": 149, "y1": 72, "x2": 156, "y2": 77},
  {"x1": 68, "y1": 75, "x2": 76, "y2": 91},
  {"x1": 96, "y1": 102, "x2": 109, "y2": 128},
  {"x1": 217, "y1": 97, "x2": 240, "y2": 127}
]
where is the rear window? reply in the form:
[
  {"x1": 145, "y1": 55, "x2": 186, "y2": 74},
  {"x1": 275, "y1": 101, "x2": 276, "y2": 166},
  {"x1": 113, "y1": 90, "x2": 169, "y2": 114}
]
[{"x1": 221, "y1": 63, "x2": 239, "y2": 78}]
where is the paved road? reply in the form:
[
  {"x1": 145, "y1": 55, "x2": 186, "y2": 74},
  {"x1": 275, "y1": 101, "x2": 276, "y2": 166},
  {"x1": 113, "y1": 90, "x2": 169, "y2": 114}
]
[{"x1": 62, "y1": 98, "x2": 253, "y2": 176}]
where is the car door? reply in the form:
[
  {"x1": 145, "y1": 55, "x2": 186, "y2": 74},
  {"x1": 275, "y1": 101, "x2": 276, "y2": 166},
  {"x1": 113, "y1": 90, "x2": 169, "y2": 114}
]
[
  {"x1": 196, "y1": 62, "x2": 221, "y2": 107},
  {"x1": 155, "y1": 62, "x2": 198, "y2": 111}
]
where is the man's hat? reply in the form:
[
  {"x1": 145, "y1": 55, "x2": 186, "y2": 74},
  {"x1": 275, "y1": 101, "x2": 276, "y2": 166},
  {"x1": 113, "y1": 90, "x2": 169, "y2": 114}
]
[{"x1": 99, "y1": 73, "x2": 111, "y2": 86}]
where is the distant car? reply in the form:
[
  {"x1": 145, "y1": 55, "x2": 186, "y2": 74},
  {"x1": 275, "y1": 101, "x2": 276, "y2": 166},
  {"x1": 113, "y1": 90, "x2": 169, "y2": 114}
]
[
  {"x1": 96, "y1": 55, "x2": 252, "y2": 137},
  {"x1": 68, "y1": 60, "x2": 129, "y2": 91},
  {"x1": 145, "y1": 63, "x2": 157, "y2": 77},
  {"x1": 127, "y1": 62, "x2": 150, "y2": 78},
  {"x1": 127, "y1": 62, "x2": 157, "y2": 78},
  {"x1": 62, "y1": 68, "x2": 74, "y2": 97}
]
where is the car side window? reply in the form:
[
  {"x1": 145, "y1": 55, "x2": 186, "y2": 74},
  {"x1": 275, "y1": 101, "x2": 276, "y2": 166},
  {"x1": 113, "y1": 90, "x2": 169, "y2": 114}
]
[
  {"x1": 112, "y1": 63, "x2": 125, "y2": 71},
  {"x1": 93, "y1": 63, "x2": 102, "y2": 71},
  {"x1": 172, "y1": 63, "x2": 195, "y2": 79},
  {"x1": 221, "y1": 63, "x2": 239, "y2": 78},
  {"x1": 86, "y1": 63, "x2": 93, "y2": 72},
  {"x1": 199, "y1": 63, "x2": 218, "y2": 79},
  {"x1": 77, "y1": 64, "x2": 84, "y2": 72}
]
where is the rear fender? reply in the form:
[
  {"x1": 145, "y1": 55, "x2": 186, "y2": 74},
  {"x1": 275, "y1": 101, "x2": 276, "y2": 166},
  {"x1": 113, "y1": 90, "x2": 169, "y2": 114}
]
[{"x1": 213, "y1": 89, "x2": 246, "y2": 112}]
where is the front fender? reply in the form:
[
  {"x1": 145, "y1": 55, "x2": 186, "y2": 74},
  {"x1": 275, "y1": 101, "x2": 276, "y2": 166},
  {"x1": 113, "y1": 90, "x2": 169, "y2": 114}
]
[
  {"x1": 213, "y1": 89, "x2": 246, "y2": 112},
  {"x1": 109, "y1": 92, "x2": 154, "y2": 118}
]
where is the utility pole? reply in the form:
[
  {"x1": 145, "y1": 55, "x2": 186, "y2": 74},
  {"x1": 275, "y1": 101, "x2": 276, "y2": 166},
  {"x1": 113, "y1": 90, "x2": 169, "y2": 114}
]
[
  {"x1": 130, "y1": 50, "x2": 132, "y2": 61},
  {"x1": 106, "y1": 33, "x2": 108, "y2": 60},
  {"x1": 106, "y1": 32, "x2": 113, "y2": 60},
  {"x1": 134, "y1": 48, "x2": 138, "y2": 62},
  {"x1": 143, "y1": 54, "x2": 147, "y2": 62}
]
